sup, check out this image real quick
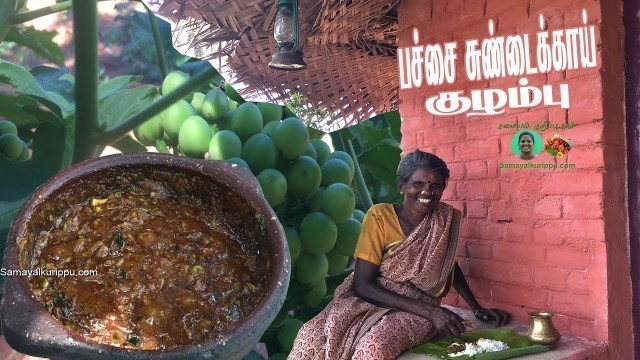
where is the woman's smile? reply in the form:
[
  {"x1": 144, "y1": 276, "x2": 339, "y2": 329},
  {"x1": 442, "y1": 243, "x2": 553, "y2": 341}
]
[{"x1": 398, "y1": 168, "x2": 445, "y2": 215}]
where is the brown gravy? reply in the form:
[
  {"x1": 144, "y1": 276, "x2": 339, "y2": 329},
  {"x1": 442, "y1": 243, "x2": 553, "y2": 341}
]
[{"x1": 27, "y1": 172, "x2": 265, "y2": 350}]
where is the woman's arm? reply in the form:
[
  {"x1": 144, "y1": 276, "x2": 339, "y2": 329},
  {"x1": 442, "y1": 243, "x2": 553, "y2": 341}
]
[
  {"x1": 353, "y1": 258, "x2": 466, "y2": 338},
  {"x1": 452, "y1": 262, "x2": 511, "y2": 326}
]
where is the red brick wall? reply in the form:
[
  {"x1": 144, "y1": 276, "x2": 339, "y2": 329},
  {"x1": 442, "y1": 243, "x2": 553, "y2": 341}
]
[{"x1": 397, "y1": 0, "x2": 630, "y2": 353}]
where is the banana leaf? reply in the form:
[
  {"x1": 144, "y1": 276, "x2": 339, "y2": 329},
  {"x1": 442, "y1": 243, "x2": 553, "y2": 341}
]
[{"x1": 410, "y1": 328, "x2": 550, "y2": 360}]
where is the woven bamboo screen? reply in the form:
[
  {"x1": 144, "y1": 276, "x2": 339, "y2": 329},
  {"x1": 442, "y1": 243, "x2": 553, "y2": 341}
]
[{"x1": 147, "y1": 0, "x2": 400, "y2": 131}]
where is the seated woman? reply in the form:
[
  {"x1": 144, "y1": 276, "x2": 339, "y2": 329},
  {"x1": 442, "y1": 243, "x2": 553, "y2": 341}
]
[{"x1": 289, "y1": 150, "x2": 510, "y2": 360}]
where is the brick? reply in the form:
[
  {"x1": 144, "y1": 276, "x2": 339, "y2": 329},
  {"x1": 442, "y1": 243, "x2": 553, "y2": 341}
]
[
  {"x1": 507, "y1": 264, "x2": 535, "y2": 287},
  {"x1": 548, "y1": 108, "x2": 568, "y2": 123},
  {"x1": 534, "y1": 268, "x2": 569, "y2": 291},
  {"x1": 563, "y1": 195, "x2": 603, "y2": 219},
  {"x1": 552, "y1": 314, "x2": 573, "y2": 334},
  {"x1": 467, "y1": 201, "x2": 487, "y2": 218},
  {"x1": 493, "y1": 243, "x2": 546, "y2": 266},
  {"x1": 465, "y1": 160, "x2": 488, "y2": 179},
  {"x1": 461, "y1": 219, "x2": 503, "y2": 240},
  {"x1": 566, "y1": 271, "x2": 590, "y2": 295},
  {"x1": 421, "y1": 125, "x2": 465, "y2": 145},
  {"x1": 447, "y1": 162, "x2": 465, "y2": 181},
  {"x1": 434, "y1": 145, "x2": 455, "y2": 163},
  {"x1": 531, "y1": 227, "x2": 565, "y2": 245},
  {"x1": 443, "y1": 183, "x2": 458, "y2": 201},
  {"x1": 398, "y1": 0, "x2": 432, "y2": 23},
  {"x1": 564, "y1": 2, "x2": 602, "y2": 25},
  {"x1": 457, "y1": 180, "x2": 501, "y2": 200},
  {"x1": 487, "y1": 159, "x2": 499, "y2": 177},
  {"x1": 550, "y1": 291, "x2": 595, "y2": 320},
  {"x1": 502, "y1": 223, "x2": 535, "y2": 243},
  {"x1": 445, "y1": 0, "x2": 464, "y2": 12},
  {"x1": 459, "y1": 257, "x2": 497, "y2": 282},
  {"x1": 454, "y1": 140, "x2": 500, "y2": 161},
  {"x1": 536, "y1": 219, "x2": 605, "y2": 241},
  {"x1": 547, "y1": 70, "x2": 566, "y2": 83},
  {"x1": 538, "y1": 172, "x2": 603, "y2": 194},
  {"x1": 492, "y1": 283, "x2": 550, "y2": 309},
  {"x1": 484, "y1": 300, "x2": 534, "y2": 323},
  {"x1": 563, "y1": 122, "x2": 603, "y2": 145},
  {"x1": 546, "y1": 247, "x2": 593, "y2": 270},
  {"x1": 495, "y1": 4, "x2": 530, "y2": 33},
  {"x1": 432, "y1": 0, "x2": 446, "y2": 16},
  {"x1": 466, "y1": 119, "x2": 502, "y2": 139},
  {"x1": 569, "y1": 101, "x2": 604, "y2": 124},
  {"x1": 534, "y1": 196, "x2": 563, "y2": 219},
  {"x1": 569, "y1": 75, "x2": 603, "y2": 102},
  {"x1": 530, "y1": 0, "x2": 584, "y2": 15},
  {"x1": 460, "y1": 257, "x2": 512, "y2": 284},
  {"x1": 447, "y1": 200, "x2": 465, "y2": 213},
  {"x1": 516, "y1": 109, "x2": 550, "y2": 126},
  {"x1": 401, "y1": 130, "x2": 417, "y2": 151},
  {"x1": 565, "y1": 146, "x2": 604, "y2": 169},
  {"x1": 569, "y1": 317, "x2": 597, "y2": 339},
  {"x1": 465, "y1": 239, "x2": 493, "y2": 259},
  {"x1": 488, "y1": 200, "x2": 515, "y2": 221},
  {"x1": 466, "y1": 278, "x2": 494, "y2": 301},
  {"x1": 456, "y1": 0, "x2": 486, "y2": 24},
  {"x1": 486, "y1": 0, "x2": 525, "y2": 17}
]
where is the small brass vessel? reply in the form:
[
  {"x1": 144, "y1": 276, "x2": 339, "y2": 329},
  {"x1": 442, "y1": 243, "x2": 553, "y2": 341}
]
[{"x1": 526, "y1": 311, "x2": 561, "y2": 348}]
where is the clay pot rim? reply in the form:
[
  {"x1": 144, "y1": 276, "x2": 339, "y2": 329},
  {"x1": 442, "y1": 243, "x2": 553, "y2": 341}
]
[{"x1": 2, "y1": 153, "x2": 290, "y2": 359}]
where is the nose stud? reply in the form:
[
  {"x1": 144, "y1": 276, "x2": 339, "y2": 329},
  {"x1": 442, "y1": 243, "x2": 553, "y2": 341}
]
[{"x1": 421, "y1": 190, "x2": 427, "y2": 195}]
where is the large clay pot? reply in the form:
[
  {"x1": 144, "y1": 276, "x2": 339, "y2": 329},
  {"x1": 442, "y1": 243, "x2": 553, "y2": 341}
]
[{"x1": 1, "y1": 153, "x2": 290, "y2": 360}]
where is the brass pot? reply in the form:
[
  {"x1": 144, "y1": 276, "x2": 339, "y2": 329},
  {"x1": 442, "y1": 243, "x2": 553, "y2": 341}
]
[{"x1": 526, "y1": 311, "x2": 561, "y2": 348}]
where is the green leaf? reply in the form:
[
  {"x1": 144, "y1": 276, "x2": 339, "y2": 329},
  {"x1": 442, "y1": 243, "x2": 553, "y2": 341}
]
[
  {"x1": 110, "y1": 134, "x2": 147, "y2": 153},
  {"x1": 347, "y1": 120, "x2": 395, "y2": 152},
  {"x1": 410, "y1": 328, "x2": 550, "y2": 360},
  {"x1": 0, "y1": 122, "x2": 73, "y2": 256},
  {"x1": 386, "y1": 111, "x2": 402, "y2": 142},
  {"x1": 98, "y1": 85, "x2": 157, "y2": 129},
  {"x1": 358, "y1": 143, "x2": 401, "y2": 187},
  {"x1": 5, "y1": 26, "x2": 64, "y2": 66},
  {"x1": 0, "y1": 59, "x2": 74, "y2": 119},
  {"x1": 31, "y1": 66, "x2": 75, "y2": 104},
  {"x1": 98, "y1": 75, "x2": 144, "y2": 100},
  {"x1": 0, "y1": 0, "x2": 18, "y2": 43},
  {"x1": 0, "y1": 94, "x2": 62, "y2": 128}
]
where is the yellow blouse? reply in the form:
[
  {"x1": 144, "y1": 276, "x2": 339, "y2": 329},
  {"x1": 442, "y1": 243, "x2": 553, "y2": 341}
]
[
  {"x1": 353, "y1": 203, "x2": 457, "y2": 297},
  {"x1": 353, "y1": 203, "x2": 404, "y2": 266}
]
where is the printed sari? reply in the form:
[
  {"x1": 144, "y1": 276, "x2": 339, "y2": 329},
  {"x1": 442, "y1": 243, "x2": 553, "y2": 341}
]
[{"x1": 288, "y1": 202, "x2": 462, "y2": 360}]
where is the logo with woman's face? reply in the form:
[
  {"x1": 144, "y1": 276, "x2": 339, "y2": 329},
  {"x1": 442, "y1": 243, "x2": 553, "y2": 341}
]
[{"x1": 510, "y1": 130, "x2": 543, "y2": 160}]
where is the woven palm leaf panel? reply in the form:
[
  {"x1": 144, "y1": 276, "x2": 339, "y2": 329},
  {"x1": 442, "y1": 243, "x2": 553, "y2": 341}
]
[{"x1": 150, "y1": 0, "x2": 400, "y2": 131}]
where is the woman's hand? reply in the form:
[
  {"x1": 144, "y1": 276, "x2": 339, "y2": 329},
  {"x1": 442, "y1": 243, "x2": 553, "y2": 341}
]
[
  {"x1": 427, "y1": 306, "x2": 466, "y2": 339},
  {"x1": 473, "y1": 307, "x2": 511, "y2": 326}
]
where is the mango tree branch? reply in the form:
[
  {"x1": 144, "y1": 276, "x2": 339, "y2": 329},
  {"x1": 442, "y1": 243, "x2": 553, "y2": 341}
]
[
  {"x1": 99, "y1": 67, "x2": 218, "y2": 145},
  {"x1": 340, "y1": 133, "x2": 374, "y2": 211},
  {"x1": 72, "y1": 0, "x2": 100, "y2": 163},
  {"x1": 10, "y1": 0, "x2": 109, "y2": 24},
  {"x1": 144, "y1": 4, "x2": 168, "y2": 79}
]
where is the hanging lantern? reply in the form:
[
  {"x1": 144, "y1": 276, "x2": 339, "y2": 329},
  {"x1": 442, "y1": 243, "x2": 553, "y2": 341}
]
[{"x1": 269, "y1": 0, "x2": 307, "y2": 70}]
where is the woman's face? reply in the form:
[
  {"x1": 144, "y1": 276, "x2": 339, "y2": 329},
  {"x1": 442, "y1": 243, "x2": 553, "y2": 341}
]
[
  {"x1": 398, "y1": 168, "x2": 445, "y2": 213},
  {"x1": 519, "y1": 134, "x2": 534, "y2": 154}
]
